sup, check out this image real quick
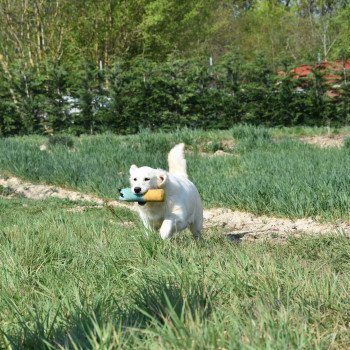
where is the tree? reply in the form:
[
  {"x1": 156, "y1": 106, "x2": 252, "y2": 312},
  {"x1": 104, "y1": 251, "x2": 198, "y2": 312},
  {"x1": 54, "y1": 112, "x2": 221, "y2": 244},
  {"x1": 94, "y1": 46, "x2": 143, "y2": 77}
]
[
  {"x1": 140, "y1": 0, "x2": 219, "y2": 60},
  {"x1": 332, "y1": 3, "x2": 350, "y2": 58}
]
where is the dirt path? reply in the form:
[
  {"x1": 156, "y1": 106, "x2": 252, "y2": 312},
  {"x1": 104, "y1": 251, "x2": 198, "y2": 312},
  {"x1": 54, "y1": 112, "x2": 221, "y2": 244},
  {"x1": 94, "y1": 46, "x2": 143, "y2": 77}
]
[
  {"x1": 299, "y1": 134, "x2": 347, "y2": 148},
  {"x1": 1, "y1": 175, "x2": 349, "y2": 241}
]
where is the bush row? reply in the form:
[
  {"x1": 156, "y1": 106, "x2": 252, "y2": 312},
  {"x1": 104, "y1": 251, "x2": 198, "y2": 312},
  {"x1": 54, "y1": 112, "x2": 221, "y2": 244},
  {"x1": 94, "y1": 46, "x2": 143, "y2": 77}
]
[{"x1": 0, "y1": 56, "x2": 350, "y2": 136}]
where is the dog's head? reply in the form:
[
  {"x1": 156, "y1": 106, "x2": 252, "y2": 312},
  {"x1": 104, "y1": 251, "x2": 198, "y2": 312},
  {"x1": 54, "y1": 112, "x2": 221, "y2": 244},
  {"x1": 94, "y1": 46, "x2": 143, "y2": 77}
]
[{"x1": 129, "y1": 165, "x2": 167, "y2": 195}]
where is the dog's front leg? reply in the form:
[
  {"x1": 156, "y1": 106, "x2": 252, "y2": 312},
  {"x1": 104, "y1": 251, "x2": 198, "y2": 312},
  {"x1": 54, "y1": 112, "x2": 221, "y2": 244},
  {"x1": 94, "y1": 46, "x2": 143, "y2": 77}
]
[
  {"x1": 159, "y1": 219, "x2": 173, "y2": 239},
  {"x1": 159, "y1": 218, "x2": 187, "y2": 239}
]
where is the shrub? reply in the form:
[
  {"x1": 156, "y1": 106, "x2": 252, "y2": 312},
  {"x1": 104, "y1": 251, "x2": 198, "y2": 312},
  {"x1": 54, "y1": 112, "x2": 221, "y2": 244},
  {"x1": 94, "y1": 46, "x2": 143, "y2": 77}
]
[{"x1": 1, "y1": 55, "x2": 349, "y2": 136}]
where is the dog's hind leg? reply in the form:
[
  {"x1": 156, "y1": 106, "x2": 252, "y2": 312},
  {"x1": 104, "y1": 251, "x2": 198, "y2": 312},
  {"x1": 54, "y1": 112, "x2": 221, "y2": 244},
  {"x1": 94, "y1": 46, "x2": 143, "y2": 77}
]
[
  {"x1": 189, "y1": 204, "x2": 203, "y2": 239},
  {"x1": 189, "y1": 219, "x2": 202, "y2": 240}
]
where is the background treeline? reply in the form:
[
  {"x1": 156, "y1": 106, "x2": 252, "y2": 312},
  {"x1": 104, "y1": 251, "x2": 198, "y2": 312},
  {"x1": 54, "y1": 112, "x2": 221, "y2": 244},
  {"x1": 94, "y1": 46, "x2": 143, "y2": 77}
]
[{"x1": 1, "y1": 0, "x2": 350, "y2": 135}]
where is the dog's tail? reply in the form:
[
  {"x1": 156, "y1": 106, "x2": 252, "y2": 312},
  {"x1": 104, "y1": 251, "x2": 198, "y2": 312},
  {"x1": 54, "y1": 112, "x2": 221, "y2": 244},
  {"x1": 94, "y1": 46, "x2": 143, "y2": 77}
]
[{"x1": 168, "y1": 143, "x2": 187, "y2": 177}]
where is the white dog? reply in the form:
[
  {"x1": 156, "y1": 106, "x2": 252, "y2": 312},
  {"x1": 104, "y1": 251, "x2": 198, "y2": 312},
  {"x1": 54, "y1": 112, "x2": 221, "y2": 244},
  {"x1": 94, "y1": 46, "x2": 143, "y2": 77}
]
[{"x1": 129, "y1": 143, "x2": 203, "y2": 239}]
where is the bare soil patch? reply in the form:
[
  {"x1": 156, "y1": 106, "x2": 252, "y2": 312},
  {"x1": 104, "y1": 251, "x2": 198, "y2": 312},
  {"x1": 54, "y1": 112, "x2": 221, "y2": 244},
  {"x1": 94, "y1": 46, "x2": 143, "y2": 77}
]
[
  {"x1": 204, "y1": 208, "x2": 349, "y2": 242},
  {"x1": 299, "y1": 134, "x2": 348, "y2": 148},
  {"x1": 0, "y1": 176, "x2": 129, "y2": 209},
  {"x1": 1, "y1": 175, "x2": 349, "y2": 241}
]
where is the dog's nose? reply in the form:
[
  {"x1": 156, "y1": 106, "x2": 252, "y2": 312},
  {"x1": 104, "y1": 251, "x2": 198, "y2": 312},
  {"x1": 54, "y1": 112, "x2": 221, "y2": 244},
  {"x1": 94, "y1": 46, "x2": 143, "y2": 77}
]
[{"x1": 134, "y1": 187, "x2": 142, "y2": 194}]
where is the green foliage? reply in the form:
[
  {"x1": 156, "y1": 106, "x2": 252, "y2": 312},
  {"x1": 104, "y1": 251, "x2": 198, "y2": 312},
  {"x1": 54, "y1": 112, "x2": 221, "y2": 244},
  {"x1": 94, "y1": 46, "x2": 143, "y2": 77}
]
[
  {"x1": 141, "y1": 0, "x2": 217, "y2": 59},
  {"x1": 2, "y1": 55, "x2": 349, "y2": 136}
]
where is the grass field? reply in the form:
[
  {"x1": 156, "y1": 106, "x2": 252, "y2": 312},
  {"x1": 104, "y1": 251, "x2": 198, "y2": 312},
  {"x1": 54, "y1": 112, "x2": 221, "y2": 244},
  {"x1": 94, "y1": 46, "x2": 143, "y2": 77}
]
[
  {"x1": 1, "y1": 195, "x2": 350, "y2": 349},
  {"x1": 1, "y1": 125, "x2": 350, "y2": 219},
  {"x1": 1, "y1": 125, "x2": 350, "y2": 349}
]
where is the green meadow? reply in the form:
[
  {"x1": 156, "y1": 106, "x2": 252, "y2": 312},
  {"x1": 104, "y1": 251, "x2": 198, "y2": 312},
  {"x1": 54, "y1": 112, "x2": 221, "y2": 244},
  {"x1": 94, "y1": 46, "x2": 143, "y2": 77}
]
[
  {"x1": 1, "y1": 125, "x2": 350, "y2": 349},
  {"x1": 1, "y1": 196, "x2": 350, "y2": 349},
  {"x1": 1, "y1": 125, "x2": 350, "y2": 219}
]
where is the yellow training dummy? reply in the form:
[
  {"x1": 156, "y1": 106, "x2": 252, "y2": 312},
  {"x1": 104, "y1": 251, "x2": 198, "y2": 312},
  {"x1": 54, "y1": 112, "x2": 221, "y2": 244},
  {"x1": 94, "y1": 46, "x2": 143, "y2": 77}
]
[{"x1": 118, "y1": 188, "x2": 165, "y2": 203}]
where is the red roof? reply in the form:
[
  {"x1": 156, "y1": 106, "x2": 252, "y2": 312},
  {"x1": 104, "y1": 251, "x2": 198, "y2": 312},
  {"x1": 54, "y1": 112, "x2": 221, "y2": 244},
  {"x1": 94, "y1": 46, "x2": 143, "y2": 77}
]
[
  {"x1": 291, "y1": 65, "x2": 313, "y2": 78},
  {"x1": 280, "y1": 59, "x2": 350, "y2": 99},
  {"x1": 315, "y1": 60, "x2": 350, "y2": 71},
  {"x1": 329, "y1": 60, "x2": 350, "y2": 70},
  {"x1": 290, "y1": 60, "x2": 350, "y2": 83},
  {"x1": 323, "y1": 74, "x2": 342, "y2": 83}
]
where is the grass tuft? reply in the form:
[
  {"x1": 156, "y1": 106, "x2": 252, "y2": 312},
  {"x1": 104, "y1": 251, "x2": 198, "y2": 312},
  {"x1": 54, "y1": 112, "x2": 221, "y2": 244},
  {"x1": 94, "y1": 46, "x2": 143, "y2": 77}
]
[
  {"x1": 48, "y1": 135, "x2": 75, "y2": 149},
  {"x1": 0, "y1": 185, "x2": 16, "y2": 197},
  {"x1": 343, "y1": 136, "x2": 350, "y2": 149}
]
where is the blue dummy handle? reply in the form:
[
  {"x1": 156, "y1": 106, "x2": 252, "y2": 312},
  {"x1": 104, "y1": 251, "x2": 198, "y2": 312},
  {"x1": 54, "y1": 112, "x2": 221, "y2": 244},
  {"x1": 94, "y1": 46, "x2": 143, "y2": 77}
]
[{"x1": 118, "y1": 188, "x2": 145, "y2": 202}]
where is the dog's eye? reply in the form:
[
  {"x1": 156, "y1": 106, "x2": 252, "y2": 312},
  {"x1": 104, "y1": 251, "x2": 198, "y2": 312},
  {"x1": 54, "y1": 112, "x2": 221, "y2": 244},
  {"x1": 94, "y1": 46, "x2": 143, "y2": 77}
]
[
  {"x1": 144, "y1": 178, "x2": 150, "y2": 181},
  {"x1": 133, "y1": 178, "x2": 137, "y2": 181}
]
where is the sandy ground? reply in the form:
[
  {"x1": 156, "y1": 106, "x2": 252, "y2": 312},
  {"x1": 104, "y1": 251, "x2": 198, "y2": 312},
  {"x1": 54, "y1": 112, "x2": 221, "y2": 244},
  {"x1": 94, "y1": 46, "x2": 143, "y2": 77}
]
[
  {"x1": 204, "y1": 208, "x2": 349, "y2": 242},
  {"x1": 1, "y1": 175, "x2": 349, "y2": 242},
  {"x1": 0, "y1": 175, "x2": 128, "y2": 208},
  {"x1": 299, "y1": 135, "x2": 347, "y2": 148}
]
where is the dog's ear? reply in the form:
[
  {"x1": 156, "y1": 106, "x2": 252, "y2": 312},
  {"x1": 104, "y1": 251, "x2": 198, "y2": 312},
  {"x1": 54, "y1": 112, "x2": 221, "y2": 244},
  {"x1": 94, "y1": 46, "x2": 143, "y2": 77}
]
[
  {"x1": 129, "y1": 164, "x2": 138, "y2": 175},
  {"x1": 156, "y1": 170, "x2": 167, "y2": 188}
]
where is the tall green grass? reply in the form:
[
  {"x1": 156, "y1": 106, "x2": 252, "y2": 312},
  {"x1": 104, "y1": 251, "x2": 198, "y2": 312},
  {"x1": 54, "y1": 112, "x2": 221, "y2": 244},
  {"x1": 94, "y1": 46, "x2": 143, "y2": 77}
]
[
  {"x1": 1, "y1": 126, "x2": 350, "y2": 219},
  {"x1": 1, "y1": 196, "x2": 350, "y2": 349}
]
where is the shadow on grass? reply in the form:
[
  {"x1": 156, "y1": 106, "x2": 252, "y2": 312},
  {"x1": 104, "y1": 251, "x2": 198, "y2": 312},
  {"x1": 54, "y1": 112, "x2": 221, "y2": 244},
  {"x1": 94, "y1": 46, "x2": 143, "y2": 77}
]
[
  {"x1": 124, "y1": 274, "x2": 218, "y2": 327},
  {"x1": 2, "y1": 274, "x2": 219, "y2": 349}
]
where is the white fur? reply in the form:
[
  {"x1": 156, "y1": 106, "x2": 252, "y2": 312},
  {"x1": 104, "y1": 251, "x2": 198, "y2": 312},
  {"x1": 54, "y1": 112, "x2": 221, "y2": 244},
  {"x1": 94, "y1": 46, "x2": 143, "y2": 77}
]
[{"x1": 129, "y1": 143, "x2": 203, "y2": 239}]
